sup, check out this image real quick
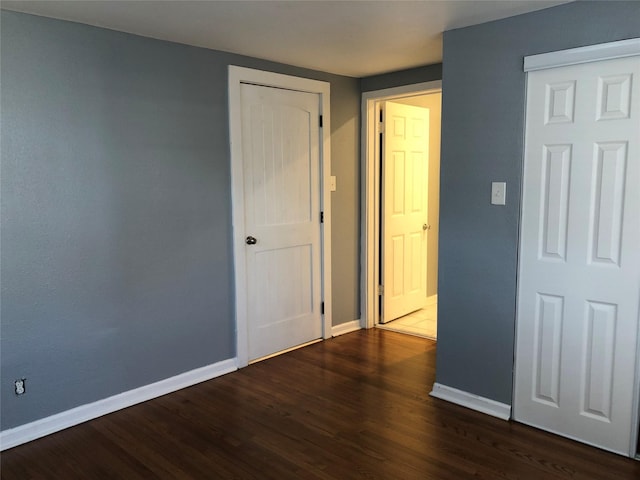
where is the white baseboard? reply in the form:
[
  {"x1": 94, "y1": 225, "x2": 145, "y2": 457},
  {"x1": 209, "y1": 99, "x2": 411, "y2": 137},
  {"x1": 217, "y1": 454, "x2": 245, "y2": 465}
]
[
  {"x1": 429, "y1": 382, "x2": 511, "y2": 421},
  {"x1": 0, "y1": 358, "x2": 238, "y2": 451},
  {"x1": 332, "y1": 319, "x2": 362, "y2": 337},
  {"x1": 426, "y1": 294, "x2": 438, "y2": 306}
]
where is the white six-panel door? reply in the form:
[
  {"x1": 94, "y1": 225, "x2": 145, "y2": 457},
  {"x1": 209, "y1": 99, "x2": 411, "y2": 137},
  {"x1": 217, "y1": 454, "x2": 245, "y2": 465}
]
[
  {"x1": 514, "y1": 54, "x2": 640, "y2": 455},
  {"x1": 381, "y1": 101, "x2": 430, "y2": 323},
  {"x1": 240, "y1": 83, "x2": 322, "y2": 361}
]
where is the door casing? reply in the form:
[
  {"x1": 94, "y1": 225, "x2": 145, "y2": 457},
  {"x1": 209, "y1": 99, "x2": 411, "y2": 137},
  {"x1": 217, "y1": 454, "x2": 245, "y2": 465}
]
[
  {"x1": 360, "y1": 81, "x2": 442, "y2": 329},
  {"x1": 228, "y1": 66, "x2": 332, "y2": 368}
]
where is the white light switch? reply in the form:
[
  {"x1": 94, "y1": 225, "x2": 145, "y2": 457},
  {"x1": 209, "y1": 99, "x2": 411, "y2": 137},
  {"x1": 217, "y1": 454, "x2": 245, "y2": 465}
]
[
  {"x1": 329, "y1": 176, "x2": 337, "y2": 192},
  {"x1": 491, "y1": 182, "x2": 506, "y2": 205}
]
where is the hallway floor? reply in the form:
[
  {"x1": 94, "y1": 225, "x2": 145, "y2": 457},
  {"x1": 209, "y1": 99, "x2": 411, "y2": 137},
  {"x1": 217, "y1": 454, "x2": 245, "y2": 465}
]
[{"x1": 377, "y1": 303, "x2": 437, "y2": 339}]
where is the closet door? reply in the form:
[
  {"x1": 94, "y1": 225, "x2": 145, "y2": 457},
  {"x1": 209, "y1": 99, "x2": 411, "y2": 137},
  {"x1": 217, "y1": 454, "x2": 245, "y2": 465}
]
[{"x1": 514, "y1": 53, "x2": 640, "y2": 455}]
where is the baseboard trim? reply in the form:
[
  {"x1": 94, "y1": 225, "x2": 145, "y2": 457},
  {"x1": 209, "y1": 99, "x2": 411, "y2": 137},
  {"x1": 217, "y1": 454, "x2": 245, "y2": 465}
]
[
  {"x1": 429, "y1": 382, "x2": 511, "y2": 421},
  {"x1": 425, "y1": 294, "x2": 438, "y2": 306},
  {"x1": 0, "y1": 358, "x2": 238, "y2": 451},
  {"x1": 332, "y1": 320, "x2": 362, "y2": 337}
]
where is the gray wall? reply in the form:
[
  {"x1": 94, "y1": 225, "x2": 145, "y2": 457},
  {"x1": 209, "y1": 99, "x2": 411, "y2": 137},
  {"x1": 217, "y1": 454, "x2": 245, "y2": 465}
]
[
  {"x1": 360, "y1": 64, "x2": 442, "y2": 92},
  {"x1": 436, "y1": 0, "x2": 640, "y2": 404},
  {"x1": 0, "y1": 10, "x2": 359, "y2": 429}
]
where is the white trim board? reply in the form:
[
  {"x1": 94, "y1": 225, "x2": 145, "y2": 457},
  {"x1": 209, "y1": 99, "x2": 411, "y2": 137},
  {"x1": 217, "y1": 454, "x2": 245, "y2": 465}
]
[
  {"x1": 360, "y1": 81, "x2": 442, "y2": 329},
  {"x1": 0, "y1": 358, "x2": 238, "y2": 451},
  {"x1": 228, "y1": 66, "x2": 332, "y2": 368},
  {"x1": 524, "y1": 37, "x2": 640, "y2": 72},
  {"x1": 430, "y1": 382, "x2": 511, "y2": 421},
  {"x1": 331, "y1": 320, "x2": 361, "y2": 337}
]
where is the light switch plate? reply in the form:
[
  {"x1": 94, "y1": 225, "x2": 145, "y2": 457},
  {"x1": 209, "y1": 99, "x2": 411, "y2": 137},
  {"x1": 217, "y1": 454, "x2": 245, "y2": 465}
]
[
  {"x1": 491, "y1": 182, "x2": 506, "y2": 205},
  {"x1": 329, "y1": 176, "x2": 337, "y2": 192}
]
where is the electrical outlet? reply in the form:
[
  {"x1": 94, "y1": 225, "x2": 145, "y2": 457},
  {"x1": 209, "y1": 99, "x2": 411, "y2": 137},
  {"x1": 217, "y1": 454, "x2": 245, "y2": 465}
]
[{"x1": 14, "y1": 378, "x2": 26, "y2": 395}]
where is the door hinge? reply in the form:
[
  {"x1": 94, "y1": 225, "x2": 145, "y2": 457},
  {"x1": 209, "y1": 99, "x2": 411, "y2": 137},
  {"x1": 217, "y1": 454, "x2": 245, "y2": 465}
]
[
  {"x1": 378, "y1": 285, "x2": 384, "y2": 295},
  {"x1": 320, "y1": 211, "x2": 324, "y2": 223},
  {"x1": 321, "y1": 301, "x2": 325, "y2": 315},
  {"x1": 319, "y1": 115, "x2": 323, "y2": 128}
]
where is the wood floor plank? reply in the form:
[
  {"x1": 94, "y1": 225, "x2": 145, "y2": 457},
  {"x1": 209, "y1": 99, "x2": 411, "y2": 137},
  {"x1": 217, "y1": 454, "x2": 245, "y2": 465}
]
[{"x1": 2, "y1": 329, "x2": 639, "y2": 479}]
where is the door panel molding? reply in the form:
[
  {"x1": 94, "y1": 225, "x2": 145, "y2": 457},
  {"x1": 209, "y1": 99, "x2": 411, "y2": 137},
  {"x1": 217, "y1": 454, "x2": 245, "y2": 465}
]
[{"x1": 229, "y1": 66, "x2": 331, "y2": 368}]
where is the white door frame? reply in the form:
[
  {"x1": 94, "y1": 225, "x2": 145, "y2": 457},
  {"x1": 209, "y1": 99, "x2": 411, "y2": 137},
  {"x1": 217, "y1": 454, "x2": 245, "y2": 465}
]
[
  {"x1": 228, "y1": 66, "x2": 332, "y2": 368},
  {"x1": 360, "y1": 81, "x2": 442, "y2": 329},
  {"x1": 514, "y1": 38, "x2": 640, "y2": 458}
]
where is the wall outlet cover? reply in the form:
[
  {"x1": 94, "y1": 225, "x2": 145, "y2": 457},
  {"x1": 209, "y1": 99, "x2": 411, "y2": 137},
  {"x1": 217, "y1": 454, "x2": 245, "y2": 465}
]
[
  {"x1": 329, "y1": 175, "x2": 337, "y2": 192},
  {"x1": 491, "y1": 182, "x2": 506, "y2": 205}
]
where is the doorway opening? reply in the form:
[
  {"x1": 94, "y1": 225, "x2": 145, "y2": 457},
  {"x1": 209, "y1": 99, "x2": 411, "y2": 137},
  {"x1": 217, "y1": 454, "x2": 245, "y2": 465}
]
[{"x1": 361, "y1": 81, "x2": 442, "y2": 340}]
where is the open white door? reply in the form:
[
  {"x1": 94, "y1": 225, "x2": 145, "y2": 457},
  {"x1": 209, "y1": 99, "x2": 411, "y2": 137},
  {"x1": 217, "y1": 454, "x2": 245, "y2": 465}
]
[
  {"x1": 381, "y1": 101, "x2": 429, "y2": 323},
  {"x1": 514, "y1": 52, "x2": 640, "y2": 455},
  {"x1": 240, "y1": 83, "x2": 323, "y2": 361}
]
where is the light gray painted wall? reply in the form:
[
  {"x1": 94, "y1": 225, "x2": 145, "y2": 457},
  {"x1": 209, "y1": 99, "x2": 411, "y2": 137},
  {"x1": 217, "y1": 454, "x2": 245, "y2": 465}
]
[
  {"x1": 0, "y1": 10, "x2": 359, "y2": 429},
  {"x1": 360, "y1": 64, "x2": 442, "y2": 92},
  {"x1": 436, "y1": 0, "x2": 640, "y2": 404}
]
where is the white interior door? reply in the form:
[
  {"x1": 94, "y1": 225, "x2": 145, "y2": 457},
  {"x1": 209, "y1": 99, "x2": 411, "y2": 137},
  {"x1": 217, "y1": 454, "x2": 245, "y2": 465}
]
[
  {"x1": 514, "y1": 54, "x2": 640, "y2": 455},
  {"x1": 240, "y1": 83, "x2": 322, "y2": 361},
  {"x1": 381, "y1": 101, "x2": 430, "y2": 323}
]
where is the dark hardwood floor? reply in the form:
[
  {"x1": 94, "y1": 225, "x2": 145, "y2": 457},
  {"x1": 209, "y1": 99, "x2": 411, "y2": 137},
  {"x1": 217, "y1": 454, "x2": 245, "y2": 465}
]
[{"x1": 2, "y1": 329, "x2": 639, "y2": 479}]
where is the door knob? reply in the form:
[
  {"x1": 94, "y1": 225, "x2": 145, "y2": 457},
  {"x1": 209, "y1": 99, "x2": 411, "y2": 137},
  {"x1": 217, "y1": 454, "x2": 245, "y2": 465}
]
[
  {"x1": 423, "y1": 224, "x2": 431, "y2": 231},
  {"x1": 246, "y1": 236, "x2": 257, "y2": 245}
]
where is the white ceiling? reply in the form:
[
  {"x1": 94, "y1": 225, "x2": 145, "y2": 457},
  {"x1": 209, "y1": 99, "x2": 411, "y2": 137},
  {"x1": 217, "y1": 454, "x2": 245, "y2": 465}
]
[{"x1": 2, "y1": 0, "x2": 570, "y2": 77}]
